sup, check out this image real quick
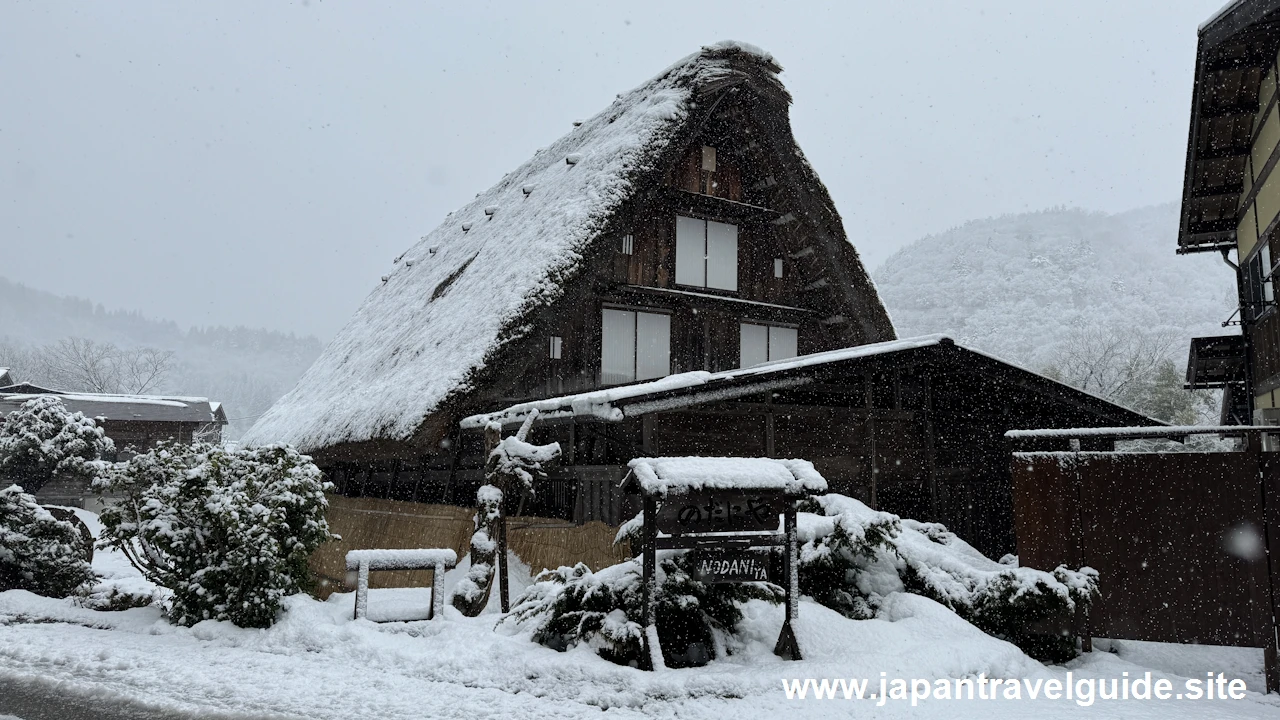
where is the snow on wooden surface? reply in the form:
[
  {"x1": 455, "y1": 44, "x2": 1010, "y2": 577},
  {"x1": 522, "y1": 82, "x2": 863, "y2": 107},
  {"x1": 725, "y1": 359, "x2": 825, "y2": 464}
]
[
  {"x1": 345, "y1": 548, "x2": 457, "y2": 571},
  {"x1": 463, "y1": 335, "x2": 949, "y2": 428},
  {"x1": 242, "y1": 44, "x2": 776, "y2": 452},
  {"x1": 627, "y1": 457, "x2": 827, "y2": 496},
  {"x1": 1006, "y1": 425, "x2": 1265, "y2": 439}
]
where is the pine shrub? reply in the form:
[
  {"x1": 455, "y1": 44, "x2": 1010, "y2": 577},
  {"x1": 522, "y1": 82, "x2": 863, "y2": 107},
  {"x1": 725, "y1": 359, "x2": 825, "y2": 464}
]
[
  {"x1": 94, "y1": 442, "x2": 333, "y2": 628},
  {"x1": 506, "y1": 553, "x2": 783, "y2": 668},
  {"x1": 0, "y1": 484, "x2": 96, "y2": 597}
]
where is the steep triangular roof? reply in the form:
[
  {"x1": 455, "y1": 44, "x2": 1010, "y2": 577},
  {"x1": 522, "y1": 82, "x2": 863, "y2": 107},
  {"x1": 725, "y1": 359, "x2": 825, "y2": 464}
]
[{"x1": 245, "y1": 42, "x2": 891, "y2": 451}]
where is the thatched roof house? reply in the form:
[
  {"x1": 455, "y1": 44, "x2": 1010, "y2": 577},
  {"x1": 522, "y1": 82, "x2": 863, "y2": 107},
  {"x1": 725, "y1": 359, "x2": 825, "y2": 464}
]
[{"x1": 245, "y1": 42, "x2": 893, "y2": 465}]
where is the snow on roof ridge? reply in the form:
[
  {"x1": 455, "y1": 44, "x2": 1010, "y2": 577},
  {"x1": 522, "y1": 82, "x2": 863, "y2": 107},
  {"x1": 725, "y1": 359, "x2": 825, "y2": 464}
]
[
  {"x1": 1, "y1": 393, "x2": 194, "y2": 408},
  {"x1": 1199, "y1": 0, "x2": 1247, "y2": 32},
  {"x1": 243, "y1": 45, "x2": 788, "y2": 451}
]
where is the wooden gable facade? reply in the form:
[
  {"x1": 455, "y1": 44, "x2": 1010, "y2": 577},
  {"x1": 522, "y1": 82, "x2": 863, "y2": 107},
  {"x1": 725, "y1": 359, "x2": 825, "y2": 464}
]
[{"x1": 270, "y1": 44, "x2": 893, "y2": 470}]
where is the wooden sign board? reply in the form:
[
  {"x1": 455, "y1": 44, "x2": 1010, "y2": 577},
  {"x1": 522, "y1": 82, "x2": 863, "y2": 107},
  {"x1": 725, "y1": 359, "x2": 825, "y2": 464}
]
[
  {"x1": 654, "y1": 491, "x2": 786, "y2": 535},
  {"x1": 690, "y1": 549, "x2": 773, "y2": 583}
]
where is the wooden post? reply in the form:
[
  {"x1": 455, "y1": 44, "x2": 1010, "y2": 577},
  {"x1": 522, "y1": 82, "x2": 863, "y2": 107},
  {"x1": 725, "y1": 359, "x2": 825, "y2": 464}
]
[
  {"x1": 498, "y1": 505, "x2": 511, "y2": 613},
  {"x1": 431, "y1": 561, "x2": 446, "y2": 621},
  {"x1": 641, "y1": 494, "x2": 662, "y2": 670},
  {"x1": 354, "y1": 558, "x2": 370, "y2": 621},
  {"x1": 773, "y1": 502, "x2": 801, "y2": 660}
]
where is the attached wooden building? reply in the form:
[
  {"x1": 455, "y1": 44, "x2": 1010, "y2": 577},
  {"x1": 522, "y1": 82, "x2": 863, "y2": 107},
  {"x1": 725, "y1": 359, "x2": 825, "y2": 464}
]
[
  {"x1": 1180, "y1": 0, "x2": 1280, "y2": 424},
  {"x1": 247, "y1": 43, "x2": 1152, "y2": 561}
]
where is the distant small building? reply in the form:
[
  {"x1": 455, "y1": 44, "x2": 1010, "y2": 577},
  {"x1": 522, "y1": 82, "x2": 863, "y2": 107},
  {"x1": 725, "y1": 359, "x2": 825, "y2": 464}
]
[
  {"x1": 0, "y1": 368, "x2": 12, "y2": 387},
  {"x1": 0, "y1": 385, "x2": 228, "y2": 506}
]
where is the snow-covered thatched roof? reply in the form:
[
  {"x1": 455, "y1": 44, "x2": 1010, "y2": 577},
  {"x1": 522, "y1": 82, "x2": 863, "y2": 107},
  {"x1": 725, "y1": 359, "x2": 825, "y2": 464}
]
[{"x1": 243, "y1": 43, "x2": 811, "y2": 452}]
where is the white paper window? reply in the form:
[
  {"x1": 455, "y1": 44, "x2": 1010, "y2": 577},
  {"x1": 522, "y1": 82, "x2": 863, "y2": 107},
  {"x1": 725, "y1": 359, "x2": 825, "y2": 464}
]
[
  {"x1": 636, "y1": 312, "x2": 671, "y2": 381},
  {"x1": 621, "y1": 234, "x2": 634, "y2": 255},
  {"x1": 675, "y1": 216, "x2": 705, "y2": 287},
  {"x1": 769, "y1": 326, "x2": 798, "y2": 360},
  {"x1": 774, "y1": 258, "x2": 784, "y2": 278},
  {"x1": 740, "y1": 323, "x2": 768, "y2": 368},
  {"x1": 675, "y1": 215, "x2": 738, "y2": 291},
  {"x1": 701, "y1": 145, "x2": 717, "y2": 172},
  {"x1": 740, "y1": 323, "x2": 798, "y2": 368},
  {"x1": 602, "y1": 308, "x2": 670, "y2": 384},
  {"x1": 1265, "y1": 243, "x2": 1275, "y2": 305},
  {"x1": 549, "y1": 335, "x2": 563, "y2": 360}
]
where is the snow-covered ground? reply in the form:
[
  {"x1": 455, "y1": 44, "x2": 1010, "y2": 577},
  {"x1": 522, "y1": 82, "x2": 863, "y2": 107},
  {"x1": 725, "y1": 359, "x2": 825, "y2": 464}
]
[{"x1": 1, "y1": 513, "x2": 1277, "y2": 719}]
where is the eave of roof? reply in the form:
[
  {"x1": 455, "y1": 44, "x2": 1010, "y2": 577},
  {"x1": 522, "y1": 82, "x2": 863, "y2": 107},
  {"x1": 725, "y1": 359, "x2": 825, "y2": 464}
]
[
  {"x1": 462, "y1": 335, "x2": 1158, "y2": 430},
  {"x1": 1179, "y1": 0, "x2": 1280, "y2": 253}
]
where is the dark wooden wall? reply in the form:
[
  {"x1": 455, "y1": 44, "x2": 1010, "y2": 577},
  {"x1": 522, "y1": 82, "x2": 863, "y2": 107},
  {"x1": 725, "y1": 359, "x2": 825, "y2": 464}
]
[{"x1": 1013, "y1": 446, "x2": 1280, "y2": 659}]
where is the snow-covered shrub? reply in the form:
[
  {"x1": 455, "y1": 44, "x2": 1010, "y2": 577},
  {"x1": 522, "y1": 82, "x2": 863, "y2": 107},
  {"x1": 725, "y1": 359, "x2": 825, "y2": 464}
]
[
  {"x1": 0, "y1": 484, "x2": 96, "y2": 596},
  {"x1": 0, "y1": 395, "x2": 114, "y2": 494},
  {"x1": 799, "y1": 494, "x2": 1097, "y2": 662},
  {"x1": 504, "y1": 553, "x2": 783, "y2": 668},
  {"x1": 94, "y1": 442, "x2": 333, "y2": 628}
]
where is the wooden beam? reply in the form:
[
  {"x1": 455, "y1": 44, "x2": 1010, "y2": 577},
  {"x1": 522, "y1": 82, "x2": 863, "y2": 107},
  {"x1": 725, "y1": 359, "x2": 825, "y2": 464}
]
[
  {"x1": 1188, "y1": 217, "x2": 1239, "y2": 235},
  {"x1": 1200, "y1": 101, "x2": 1261, "y2": 120}
]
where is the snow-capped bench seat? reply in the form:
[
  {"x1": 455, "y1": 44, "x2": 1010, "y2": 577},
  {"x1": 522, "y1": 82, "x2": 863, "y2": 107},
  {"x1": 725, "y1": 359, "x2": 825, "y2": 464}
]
[{"x1": 345, "y1": 548, "x2": 458, "y2": 622}]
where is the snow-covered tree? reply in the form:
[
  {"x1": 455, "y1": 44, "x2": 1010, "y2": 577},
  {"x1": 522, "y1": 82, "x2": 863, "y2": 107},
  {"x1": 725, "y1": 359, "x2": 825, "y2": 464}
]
[
  {"x1": 0, "y1": 484, "x2": 96, "y2": 597},
  {"x1": 94, "y1": 442, "x2": 333, "y2": 628},
  {"x1": 453, "y1": 415, "x2": 559, "y2": 616},
  {"x1": 0, "y1": 395, "x2": 114, "y2": 494}
]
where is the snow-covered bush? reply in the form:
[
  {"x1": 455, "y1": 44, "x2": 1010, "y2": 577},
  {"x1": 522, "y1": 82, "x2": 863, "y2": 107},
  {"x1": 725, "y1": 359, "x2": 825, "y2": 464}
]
[
  {"x1": 799, "y1": 494, "x2": 1097, "y2": 662},
  {"x1": 0, "y1": 484, "x2": 96, "y2": 596},
  {"x1": 0, "y1": 395, "x2": 114, "y2": 494},
  {"x1": 94, "y1": 442, "x2": 333, "y2": 628},
  {"x1": 504, "y1": 553, "x2": 782, "y2": 668}
]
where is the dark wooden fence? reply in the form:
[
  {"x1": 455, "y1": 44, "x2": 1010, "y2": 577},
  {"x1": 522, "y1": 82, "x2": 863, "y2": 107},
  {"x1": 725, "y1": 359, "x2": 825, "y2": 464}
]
[{"x1": 1008, "y1": 427, "x2": 1280, "y2": 692}]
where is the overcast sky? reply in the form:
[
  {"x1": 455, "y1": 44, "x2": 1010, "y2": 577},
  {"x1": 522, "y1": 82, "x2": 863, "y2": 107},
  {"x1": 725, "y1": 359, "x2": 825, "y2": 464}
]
[{"x1": 1, "y1": 1, "x2": 1227, "y2": 339}]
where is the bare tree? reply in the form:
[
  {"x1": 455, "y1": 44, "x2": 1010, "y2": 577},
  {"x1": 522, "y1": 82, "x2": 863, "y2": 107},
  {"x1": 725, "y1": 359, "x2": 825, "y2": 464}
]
[
  {"x1": 116, "y1": 346, "x2": 175, "y2": 394},
  {"x1": 42, "y1": 337, "x2": 120, "y2": 393},
  {"x1": 1043, "y1": 324, "x2": 1217, "y2": 425},
  {"x1": 35, "y1": 337, "x2": 174, "y2": 395},
  {"x1": 1043, "y1": 326, "x2": 1177, "y2": 402},
  {"x1": 0, "y1": 339, "x2": 51, "y2": 387}
]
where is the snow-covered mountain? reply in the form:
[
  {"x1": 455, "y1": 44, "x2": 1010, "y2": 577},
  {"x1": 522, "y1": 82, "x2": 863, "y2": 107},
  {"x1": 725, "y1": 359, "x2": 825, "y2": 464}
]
[{"x1": 872, "y1": 204, "x2": 1237, "y2": 372}]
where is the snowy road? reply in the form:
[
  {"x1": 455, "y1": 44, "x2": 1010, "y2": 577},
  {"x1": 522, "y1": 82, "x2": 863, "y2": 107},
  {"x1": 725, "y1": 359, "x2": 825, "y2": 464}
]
[{"x1": 3, "y1": 589, "x2": 1280, "y2": 720}]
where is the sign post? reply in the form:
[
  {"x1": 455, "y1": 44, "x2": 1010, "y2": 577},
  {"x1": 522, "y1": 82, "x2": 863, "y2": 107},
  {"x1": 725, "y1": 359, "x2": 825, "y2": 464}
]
[{"x1": 624, "y1": 458, "x2": 826, "y2": 669}]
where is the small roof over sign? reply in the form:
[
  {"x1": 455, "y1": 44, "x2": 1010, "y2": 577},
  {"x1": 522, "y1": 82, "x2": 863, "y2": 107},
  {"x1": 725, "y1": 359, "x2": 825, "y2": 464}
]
[{"x1": 624, "y1": 457, "x2": 828, "y2": 497}]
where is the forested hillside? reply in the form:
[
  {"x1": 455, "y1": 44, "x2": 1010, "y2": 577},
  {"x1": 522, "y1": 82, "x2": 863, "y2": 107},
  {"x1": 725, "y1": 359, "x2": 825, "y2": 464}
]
[{"x1": 0, "y1": 276, "x2": 321, "y2": 439}]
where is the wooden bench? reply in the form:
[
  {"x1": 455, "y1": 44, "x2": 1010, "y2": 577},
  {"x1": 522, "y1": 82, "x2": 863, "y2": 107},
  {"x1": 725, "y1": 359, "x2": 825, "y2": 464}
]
[{"x1": 344, "y1": 548, "x2": 458, "y2": 622}]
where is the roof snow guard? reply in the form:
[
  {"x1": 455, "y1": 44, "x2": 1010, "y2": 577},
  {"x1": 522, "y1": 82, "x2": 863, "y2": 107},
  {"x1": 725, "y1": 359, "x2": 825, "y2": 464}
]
[
  {"x1": 243, "y1": 41, "x2": 890, "y2": 452},
  {"x1": 1179, "y1": 0, "x2": 1280, "y2": 254},
  {"x1": 624, "y1": 456, "x2": 828, "y2": 497}
]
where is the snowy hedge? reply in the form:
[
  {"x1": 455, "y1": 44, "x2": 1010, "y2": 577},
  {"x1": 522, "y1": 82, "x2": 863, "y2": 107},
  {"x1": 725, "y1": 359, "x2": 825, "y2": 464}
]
[
  {"x1": 94, "y1": 442, "x2": 334, "y2": 628},
  {"x1": 0, "y1": 395, "x2": 114, "y2": 495},
  {"x1": 504, "y1": 553, "x2": 782, "y2": 668},
  {"x1": 798, "y1": 494, "x2": 1097, "y2": 662},
  {"x1": 0, "y1": 484, "x2": 96, "y2": 597}
]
